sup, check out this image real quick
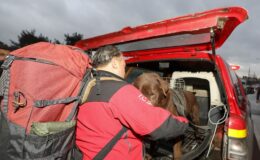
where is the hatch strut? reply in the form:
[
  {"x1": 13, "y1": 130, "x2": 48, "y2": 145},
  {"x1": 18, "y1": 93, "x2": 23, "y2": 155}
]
[
  {"x1": 210, "y1": 28, "x2": 217, "y2": 67},
  {"x1": 210, "y1": 28, "x2": 216, "y2": 57}
]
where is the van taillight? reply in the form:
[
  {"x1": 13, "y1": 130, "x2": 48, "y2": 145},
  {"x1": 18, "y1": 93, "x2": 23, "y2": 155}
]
[
  {"x1": 226, "y1": 114, "x2": 248, "y2": 159},
  {"x1": 228, "y1": 128, "x2": 246, "y2": 138},
  {"x1": 227, "y1": 113, "x2": 247, "y2": 138}
]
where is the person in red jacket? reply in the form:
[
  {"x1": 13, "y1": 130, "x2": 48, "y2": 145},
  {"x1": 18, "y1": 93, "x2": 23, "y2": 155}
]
[{"x1": 76, "y1": 45, "x2": 189, "y2": 160}]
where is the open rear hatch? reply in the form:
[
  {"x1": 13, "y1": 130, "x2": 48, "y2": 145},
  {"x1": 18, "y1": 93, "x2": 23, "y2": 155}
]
[
  {"x1": 76, "y1": 6, "x2": 248, "y2": 160},
  {"x1": 76, "y1": 6, "x2": 247, "y2": 55}
]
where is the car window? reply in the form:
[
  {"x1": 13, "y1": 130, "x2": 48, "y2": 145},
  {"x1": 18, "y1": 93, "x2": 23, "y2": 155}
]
[
  {"x1": 116, "y1": 33, "x2": 210, "y2": 52},
  {"x1": 225, "y1": 62, "x2": 244, "y2": 105}
]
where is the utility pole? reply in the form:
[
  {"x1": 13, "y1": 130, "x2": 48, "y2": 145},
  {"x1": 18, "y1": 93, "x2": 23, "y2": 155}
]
[{"x1": 248, "y1": 67, "x2": 250, "y2": 78}]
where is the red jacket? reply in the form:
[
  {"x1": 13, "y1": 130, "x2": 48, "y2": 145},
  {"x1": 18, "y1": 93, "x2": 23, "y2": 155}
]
[{"x1": 76, "y1": 71, "x2": 188, "y2": 160}]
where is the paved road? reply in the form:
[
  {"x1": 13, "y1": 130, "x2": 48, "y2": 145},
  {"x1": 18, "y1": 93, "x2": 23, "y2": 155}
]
[{"x1": 247, "y1": 93, "x2": 260, "y2": 160}]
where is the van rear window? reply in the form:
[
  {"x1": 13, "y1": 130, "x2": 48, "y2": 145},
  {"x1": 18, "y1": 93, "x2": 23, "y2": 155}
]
[{"x1": 116, "y1": 33, "x2": 210, "y2": 52}]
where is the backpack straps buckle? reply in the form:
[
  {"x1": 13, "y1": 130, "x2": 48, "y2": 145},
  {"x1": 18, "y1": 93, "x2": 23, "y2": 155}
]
[
  {"x1": 1, "y1": 55, "x2": 15, "y2": 69},
  {"x1": 13, "y1": 91, "x2": 27, "y2": 113}
]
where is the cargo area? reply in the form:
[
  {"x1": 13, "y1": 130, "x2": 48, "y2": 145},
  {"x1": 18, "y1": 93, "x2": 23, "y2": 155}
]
[{"x1": 126, "y1": 59, "x2": 227, "y2": 160}]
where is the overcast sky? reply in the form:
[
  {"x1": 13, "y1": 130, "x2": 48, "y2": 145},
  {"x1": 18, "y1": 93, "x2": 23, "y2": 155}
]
[{"x1": 0, "y1": 0, "x2": 259, "y2": 77}]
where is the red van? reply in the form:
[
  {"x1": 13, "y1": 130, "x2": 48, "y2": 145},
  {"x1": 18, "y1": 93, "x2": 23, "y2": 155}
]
[{"x1": 76, "y1": 6, "x2": 253, "y2": 160}]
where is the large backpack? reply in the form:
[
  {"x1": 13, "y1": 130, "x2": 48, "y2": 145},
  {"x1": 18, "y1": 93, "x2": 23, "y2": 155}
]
[{"x1": 0, "y1": 42, "x2": 92, "y2": 160}]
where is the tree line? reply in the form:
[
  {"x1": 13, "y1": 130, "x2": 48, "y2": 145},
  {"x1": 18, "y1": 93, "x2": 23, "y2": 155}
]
[{"x1": 0, "y1": 29, "x2": 83, "y2": 51}]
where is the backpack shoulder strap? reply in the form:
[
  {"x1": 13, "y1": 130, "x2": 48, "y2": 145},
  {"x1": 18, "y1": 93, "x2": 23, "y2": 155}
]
[
  {"x1": 93, "y1": 126, "x2": 128, "y2": 160},
  {"x1": 80, "y1": 77, "x2": 123, "y2": 104}
]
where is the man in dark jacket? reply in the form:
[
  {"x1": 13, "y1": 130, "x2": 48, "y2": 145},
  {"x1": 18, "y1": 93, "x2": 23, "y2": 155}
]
[
  {"x1": 76, "y1": 45, "x2": 189, "y2": 160},
  {"x1": 256, "y1": 85, "x2": 260, "y2": 103}
]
